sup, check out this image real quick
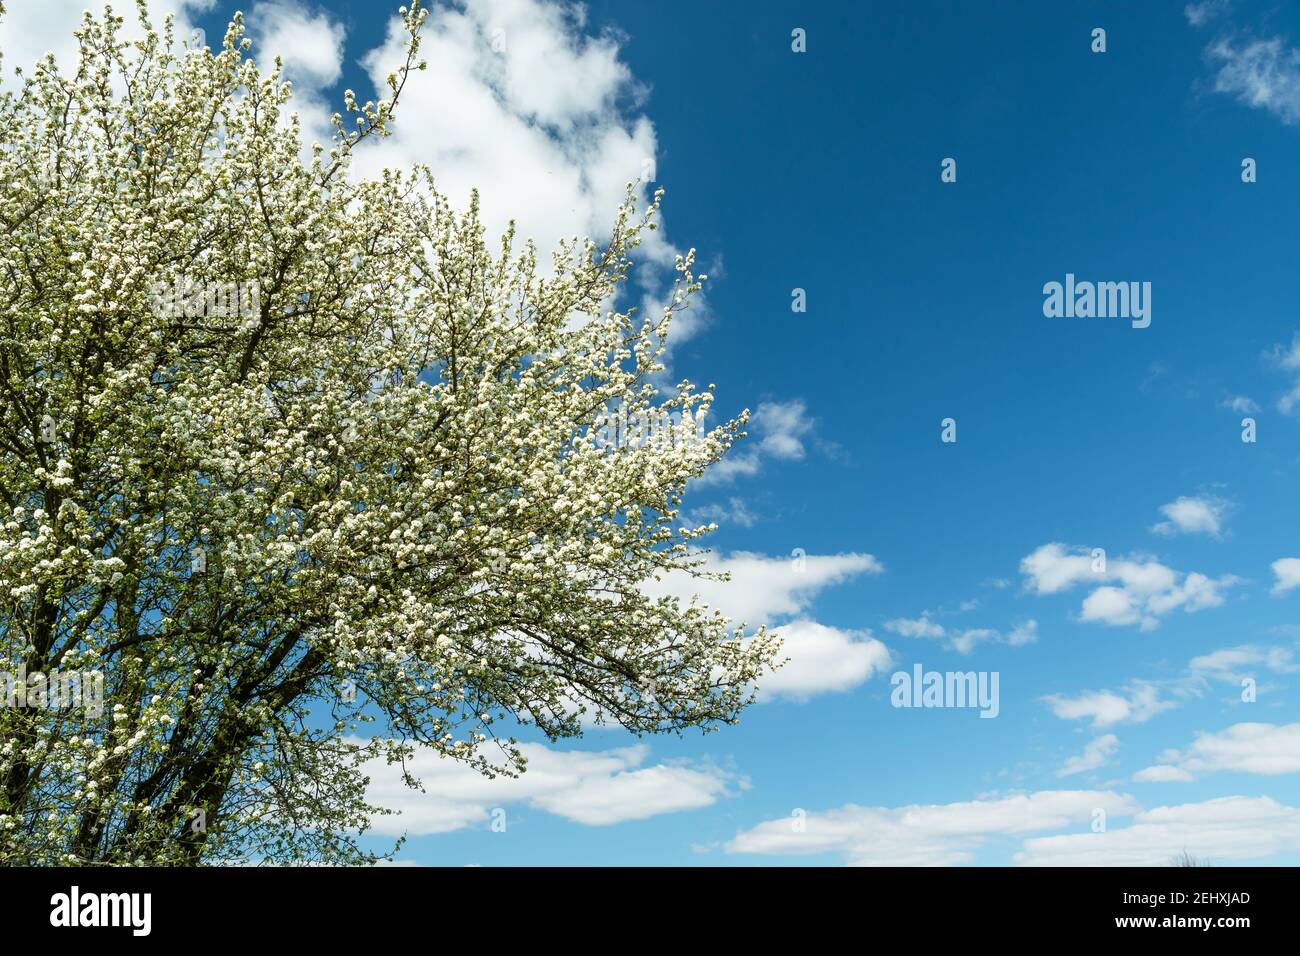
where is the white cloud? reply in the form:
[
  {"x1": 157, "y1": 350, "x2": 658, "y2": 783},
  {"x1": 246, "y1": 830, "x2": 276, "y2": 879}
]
[
  {"x1": 1045, "y1": 643, "x2": 1295, "y2": 739},
  {"x1": 1151, "y1": 495, "x2": 1229, "y2": 537},
  {"x1": 754, "y1": 399, "x2": 814, "y2": 459},
  {"x1": 10, "y1": 0, "x2": 710, "y2": 373},
  {"x1": 345, "y1": 0, "x2": 716, "y2": 363},
  {"x1": 943, "y1": 629, "x2": 999, "y2": 654},
  {"x1": 1005, "y1": 620, "x2": 1039, "y2": 646},
  {"x1": 642, "y1": 551, "x2": 889, "y2": 702},
  {"x1": 6, "y1": 0, "x2": 675, "y2": 299},
  {"x1": 644, "y1": 551, "x2": 882, "y2": 629},
  {"x1": 884, "y1": 614, "x2": 945, "y2": 640},
  {"x1": 1043, "y1": 683, "x2": 1175, "y2": 729},
  {"x1": 757, "y1": 620, "x2": 891, "y2": 702},
  {"x1": 730, "y1": 789, "x2": 1300, "y2": 866},
  {"x1": 883, "y1": 615, "x2": 1038, "y2": 655},
  {"x1": 725, "y1": 791, "x2": 1140, "y2": 866},
  {"x1": 244, "y1": 1, "x2": 346, "y2": 145},
  {"x1": 131, "y1": 0, "x2": 705, "y2": 363},
  {"x1": 529, "y1": 762, "x2": 734, "y2": 825},
  {"x1": 1189, "y1": 643, "x2": 1299, "y2": 682},
  {"x1": 1132, "y1": 765, "x2": 1195, "y2": 783},
  {"x1": 362, "y1": 741, "x2": 737, "y2": 835},
  {"x1": 1205, "y1": 36, "x2": 1300, "y2": 126},
  {"x1": 249, "y1": 1, "x2": 344, "y2": 87},
  {"x1": 1135, "y1": 722, "x2": 1300, "y2": 781},
  {"x1": 1020, "y1": 543, "x2": 1238, "y2": 631},
  {"x1": 1271, "y1": 557, "x2": 1300, "y2": 595},
  {"x1": 0, "y1": 0, "x2": 205, "y2": 75},
  {"x1": 333, "y1": 0, "x2": 716, "y2": 379},
  {"x1": 1020, "y1": 544, "x2": 1100, "y2": 595},
  {"x1": 700, "y1": 400, "x2": 815, "y2": 484},
  {"x1": 1018, "y1": 796, "x2": 1300, "y2": 866},
  {"x1": 1057, "y1": 735, "x2": 1120, "y2": 778},
  {"x1": 353, "y1": 0, "x2": 653, "y2": 243}
]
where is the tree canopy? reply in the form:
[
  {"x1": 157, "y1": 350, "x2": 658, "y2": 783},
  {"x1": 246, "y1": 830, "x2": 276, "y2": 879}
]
[{"x1": 0, "y1": 1, "x2": 777, "y2": 864}]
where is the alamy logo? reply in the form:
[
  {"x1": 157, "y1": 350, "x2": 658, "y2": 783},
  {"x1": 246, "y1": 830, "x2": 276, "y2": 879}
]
[
  {"x1": 592, "y1": 403, "x2": 706, "y2": 452},
  {"x1": 150, "y1": 277, "x2": 261, "y2": 322},
  {"x1": 1, "y1": 666, "x2": 103, "y2": 718},
  {"x1": 50, "y1": 886, "x2": 151, "y2": 936},
  {"x1": 890, "y1": 664, "x2": 1000, "y2": 718},
  {"x1": 1042, "y1": 273, "x2": 1150, "y2": 328}
]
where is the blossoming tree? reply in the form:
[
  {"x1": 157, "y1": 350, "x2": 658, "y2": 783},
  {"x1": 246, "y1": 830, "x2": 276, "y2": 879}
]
[{"x1": 0, "y1": 1, "x2": 777, "y2": 864}]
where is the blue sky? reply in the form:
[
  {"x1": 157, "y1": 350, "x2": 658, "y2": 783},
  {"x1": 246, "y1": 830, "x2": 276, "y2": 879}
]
[{"x1": 14, "y1": 0, "x2": 1300, "y2": 864}]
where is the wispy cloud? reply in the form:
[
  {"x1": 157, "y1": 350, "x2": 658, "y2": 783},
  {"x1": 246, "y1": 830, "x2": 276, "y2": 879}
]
[
  {"x1": 685, "y1": 496, "x2": 759, "y2": 529},
  {"x1": 1220, "y1": 395, "x2": 1259, "y2": 414},
  {"x1": 1205, "y1": 36, "x2": 1300, "y2": 125},
  {"x1": 1057, "y1": 734, "x2": 1120, "y2": 778},
  {"x1": 1268, "y1": 333, "x2": 1300, "y2": 414},
  {"x1": 1189, "y1": 643, "x2": 1299, "y2": 681},
  {"x1": 699, "y1": 400, "x2": 816, "y2": 484},
  {"x1": 1185, "y1": 0, "x2": 1231, "y2": 29},
  {"x1": 884, "y1": 614, "x2": 1038, "y2": 654}
]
